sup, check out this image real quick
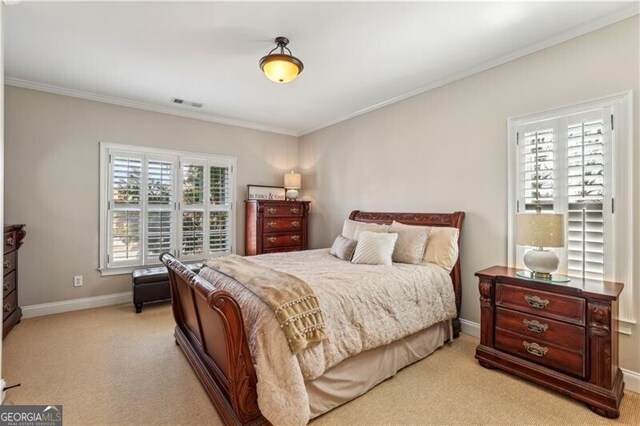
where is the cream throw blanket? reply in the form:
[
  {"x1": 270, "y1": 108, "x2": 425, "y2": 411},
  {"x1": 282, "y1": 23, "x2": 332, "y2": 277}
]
[
  {"x1": 199, "y1": 249, "x2": 456, "y2": 425},
  {"x1": 204, "y1": 255, "x2": 327, "y2": 353}
]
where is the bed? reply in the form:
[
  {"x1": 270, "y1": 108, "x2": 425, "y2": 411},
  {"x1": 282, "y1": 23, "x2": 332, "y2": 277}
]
[{"x1": 161, "y1": 210, "x2": 464, "y2": 425}]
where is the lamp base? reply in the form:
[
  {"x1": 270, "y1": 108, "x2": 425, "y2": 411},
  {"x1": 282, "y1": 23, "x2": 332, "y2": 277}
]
[
  {"x1": 285, "y1": 189, "x2": 299, "y2": 201},
  {"x1": 523, "y1": 249, "x2": 559, "y2": 277}
]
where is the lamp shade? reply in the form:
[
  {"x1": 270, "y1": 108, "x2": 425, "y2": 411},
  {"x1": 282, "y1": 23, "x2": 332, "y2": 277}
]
[
  {"x1": 284, "y1": 172, "x2": 301, "y2": 189},
  {"x1": 516, "y1": 213, "x2": 565, "y2": 248}
]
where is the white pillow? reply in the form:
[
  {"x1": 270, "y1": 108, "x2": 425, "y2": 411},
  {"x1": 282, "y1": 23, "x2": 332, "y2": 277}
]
[
  {"x1": 389, "y1": 222, "x2": 430, "y2": 264},
  {"x1": 351, "y1": 231, "x2": 398, "y2": 266},
  {"x1": 341, "y1": 219, "x2": 389, "y2": 241},
  {"x1": 391, "y1": 221, "x2": 460, "y2": 272}
]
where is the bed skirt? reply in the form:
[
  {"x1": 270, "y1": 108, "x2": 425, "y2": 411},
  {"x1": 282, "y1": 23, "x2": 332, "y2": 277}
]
[{"x1": 307, "y1": 320, "x2": 450, "y2": 418}]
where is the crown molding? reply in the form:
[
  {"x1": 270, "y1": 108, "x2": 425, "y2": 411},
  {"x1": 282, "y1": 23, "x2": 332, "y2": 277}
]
[
  {"x1": 4, "y1": 77, "x2": 299, "y2": 137},
  {"x1": 299, "y1": 4, "x2": 640, "y2": 136}
]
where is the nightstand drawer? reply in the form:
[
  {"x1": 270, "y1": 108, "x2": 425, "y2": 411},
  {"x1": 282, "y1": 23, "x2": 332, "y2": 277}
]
[
  {"x1": 3, "y1": 251, "x2": 16, "y2": 276},
  {"x1": 262, "y1": 218, "x2": 303, "y2": 233},
  {"x1": 496, "y1": 283, "x2": 585, "y2": 325},
  {"x1": 495, "y1": 328, "x2": 586, "y2": 379},
  {"x1": 263, "y1": 204, "x2": 304, "y2": 217},
  {"x1": 496, "y1": 307, "x2": 585, "y2": 352},
  {"x1": 263, "y1": 233, "x2": 302, "y2": 249}
]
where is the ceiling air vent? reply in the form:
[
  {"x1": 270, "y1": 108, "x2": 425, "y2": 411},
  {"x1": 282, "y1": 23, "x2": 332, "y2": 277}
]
[{"x1": 171, "y1": 98, "x2": 203, "y2": 108}]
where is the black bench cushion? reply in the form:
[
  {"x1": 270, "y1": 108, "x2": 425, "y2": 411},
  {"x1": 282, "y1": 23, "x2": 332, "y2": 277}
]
[{"x1": 132, "y1": 263, "x2": 201, "y2": 285}]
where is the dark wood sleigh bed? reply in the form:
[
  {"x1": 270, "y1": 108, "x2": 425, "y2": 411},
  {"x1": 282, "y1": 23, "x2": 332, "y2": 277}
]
[{"x1": 160, "y1": 210, "x2": 465, "y2": 425}]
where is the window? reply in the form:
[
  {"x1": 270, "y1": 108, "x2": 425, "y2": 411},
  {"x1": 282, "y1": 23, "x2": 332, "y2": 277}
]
[
  {"x1": 508, "y1": 92, "x2": 634, "y2": 332},
  {"x1": 100, "y1": 143, "x2": 235, "y2": 273}
]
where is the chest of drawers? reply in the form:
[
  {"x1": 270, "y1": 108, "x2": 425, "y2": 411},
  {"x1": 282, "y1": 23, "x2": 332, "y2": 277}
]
[
  {"x1": 245, "y1": 200, "x2": 310, "y2": 255},
  {"x1": 4, "y1": 225, "x2": 26, "y2": 338},
  {"x1": 475, "y1": 266, "x2": 624, "y2": 418}
]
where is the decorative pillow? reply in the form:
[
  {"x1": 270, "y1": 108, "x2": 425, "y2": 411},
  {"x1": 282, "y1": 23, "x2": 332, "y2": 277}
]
[
  {"x1": 392, "y1": 221, "x2": 460, "y2": 272},
  {"x1": 341, "y1": 219, "x2": 389, "y2": 241},
  {"x1": 351, "y1": 231, "x2": 398, "y2": 266},
  {"x1": 329, "y1": 235, "x2": 358, "y2": 261},
  {"x1": 389, "y1": 222, "x2": 430, "y2": 264}
]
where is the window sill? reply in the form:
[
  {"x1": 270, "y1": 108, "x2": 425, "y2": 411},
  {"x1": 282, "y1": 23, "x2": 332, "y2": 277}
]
[{"x1": 99, "y1": 260, "x2": 205, "y2": 277}]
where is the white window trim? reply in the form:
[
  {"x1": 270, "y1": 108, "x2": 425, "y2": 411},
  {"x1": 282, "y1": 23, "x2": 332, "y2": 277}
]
[
  {"x1": 98, "y1": 141, "x2": 237, "y2": 276},
  {"x1": 507, "y1": 91, "x2": 635, "y2": 334}
]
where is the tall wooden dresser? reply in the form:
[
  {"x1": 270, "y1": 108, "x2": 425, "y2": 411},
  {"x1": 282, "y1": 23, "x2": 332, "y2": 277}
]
[
  {"x1": 245, "y1": 200, "x2": 310, "y2": 255},
  {"x1": 4, "y1": 225, "x2": 26, "y2": 338},
  {"x1": 475, "y1": 266, "x2": 624, "y2": 418}
]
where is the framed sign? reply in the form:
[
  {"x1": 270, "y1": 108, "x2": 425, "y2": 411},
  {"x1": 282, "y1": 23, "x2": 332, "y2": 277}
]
[{"x1": 247, "y1": 185, "x2": 286, "y2": 201}]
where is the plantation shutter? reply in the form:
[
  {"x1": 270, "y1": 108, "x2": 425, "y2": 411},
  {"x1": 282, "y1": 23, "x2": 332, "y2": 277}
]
[
  {"x1": 146, "y1": 156, "x2": 175, "y2": 262},
  {"x1": 180, "y1": 160, "x2": 206, "y2": 258},
  {"x1": 209, "y1": 164, "x2": 233, "y2": 254},
  {"x1": 109, "y1": 153, "x2": 143, "y2": 267},
  {"x1": 516, "y1": 108, "x2": 612, "y2": 280},
  {"x1": 565, "y1": 110, "x2": 611, "y2": 280}
]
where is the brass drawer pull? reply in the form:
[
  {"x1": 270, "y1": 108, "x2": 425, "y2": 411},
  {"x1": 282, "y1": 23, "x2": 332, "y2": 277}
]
[
  {"x1": 290, "y1": 207, "x2": 299, "y2": 214},
  {"x1": 523, "y1": 319, "x2": 548, "y2": 333},
  {"x1": 3, "y1": 281, "x2": 10, "y2": 291},
  {"x1": 3, "y1": 261, "x2": 11, "y2": 270},
  {"x1": 290, "y1": 235, "x2": 300, "y2": 242},
  {"x1": 266, "y1": 208, "x2": 277, "y2": 214},
  {"x1": 267, "y1": 221, "x2": 277, "y2": 228},
  {"x1": 3, "y1": 303, "x2": 12, "y2": 313},
  {"x1": 523, "y1": 341, "x2": 548, "y2": 357},
  {"x1": 267, "y1": 237, "x2": 277, "y2": 243},
  {"x1": 524, "y1": 295, "x2": 549, "y2": 309},
  {"x1": 291, "y1": 221, "x2": 300, "y2": 228},
  {"x1": 6, "y1": 237, "x2": 14, "y2": 246}
]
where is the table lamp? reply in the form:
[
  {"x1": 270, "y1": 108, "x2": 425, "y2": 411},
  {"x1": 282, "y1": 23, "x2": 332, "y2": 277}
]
[
  {"x1": 516, "y1": 213, "x2": 565, "y2": 280},
  {"x1": 284, "y1": 171, "x2": 301, "y2": 201}
]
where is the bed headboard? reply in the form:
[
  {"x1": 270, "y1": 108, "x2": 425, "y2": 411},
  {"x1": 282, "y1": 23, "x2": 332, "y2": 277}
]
[{"x1": 349, "y1": 210, "x2": 465, "y2": 337}]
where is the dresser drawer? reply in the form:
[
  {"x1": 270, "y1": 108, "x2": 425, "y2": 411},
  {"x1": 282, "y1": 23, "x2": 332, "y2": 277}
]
[
  {"x1": 3, "y1": 251, "x2": 16, "y2": 276},
  {"x1": 496, "y1": 283, "x2": 585, "y2": 325},
  {"x1": 495, "y1": 328, "x2": 586, "y2": 378},
  {"x1": 263, "y1": 204, "x2": 304, "y2": 217},
  {"x1": 263, "y1": 218, "x2": 303, "y2": 233},
  {"x1": 3, "y1": 231, "x2": 16, "y2": 254},
  {"x1": 496, "y1": 307, "x2": 585, "y2": 352},
  {"x1": 263, "y1": 233, "x2": 302, "y2": 249},
  {"x1": 3, "y1": 290, "x2": 17, "y2": 321},
  {"x1": 2, "y1": 271, "x2": 15, "y2": 299},
  {"x1": 263, "y1": 247, "x2": 301, "y2": 254}
]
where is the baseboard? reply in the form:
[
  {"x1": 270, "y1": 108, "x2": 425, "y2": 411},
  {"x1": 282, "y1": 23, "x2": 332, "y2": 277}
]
[
  {"x1": 621, "y1": 368, "x2": 640, "y2": 394},
  {"x1": 459, "y1": 318, "x2": 480, "y2": 338},
  {"x1": 22, "y1": 292, "x2": 132, "y2": 319},
  {"x1": 459, "y1": 318, "x2": 640, "y2": 394}
]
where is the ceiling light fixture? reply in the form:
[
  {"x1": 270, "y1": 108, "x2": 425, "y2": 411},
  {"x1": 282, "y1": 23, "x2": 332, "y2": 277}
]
[{"x1": 259, "y1": 36, "x2": 304, "y2": 84}]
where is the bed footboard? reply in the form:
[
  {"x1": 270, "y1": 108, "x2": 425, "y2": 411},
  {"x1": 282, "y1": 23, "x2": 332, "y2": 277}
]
[{"x1": 160, "y1": 253, "x2": 266, "y2": 426}]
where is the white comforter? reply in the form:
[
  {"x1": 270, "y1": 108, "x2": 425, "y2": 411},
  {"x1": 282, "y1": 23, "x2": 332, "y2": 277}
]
[{"x1": 198, "y1": 249, "x2": 456, "y2": 425}]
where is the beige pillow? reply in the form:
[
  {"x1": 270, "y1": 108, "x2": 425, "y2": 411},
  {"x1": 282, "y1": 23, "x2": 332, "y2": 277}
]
[
  {"x1": 391, "y1": 221, "x2": 460, "y2": 272},
  {"x1": 351, "y1": 231, "x2": 398, "y2": 266},
  {"x1": 329, "y1": 235, "x2": 357, "y2": 261},
  {"x1": 389, "y1": 222, "x2": 430, "y2": 264},
  {"x1": 341, "y1": 219, "x2": 389, "y2": 241}
]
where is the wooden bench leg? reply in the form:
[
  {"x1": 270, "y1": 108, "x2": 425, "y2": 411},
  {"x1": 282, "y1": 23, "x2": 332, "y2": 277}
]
[{"x1": 135, "y1": 303, "x2": 143, "y2": 313}]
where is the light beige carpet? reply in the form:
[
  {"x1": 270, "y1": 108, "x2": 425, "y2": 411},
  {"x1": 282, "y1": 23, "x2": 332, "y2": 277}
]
[{"x1": 3, "y1": 303, "x2": 639, "y2": 425}]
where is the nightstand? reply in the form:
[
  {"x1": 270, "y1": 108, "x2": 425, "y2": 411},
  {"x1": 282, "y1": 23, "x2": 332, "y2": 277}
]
[{"x1": 475, "y1": 266, "x2": 624, "y2": 418}]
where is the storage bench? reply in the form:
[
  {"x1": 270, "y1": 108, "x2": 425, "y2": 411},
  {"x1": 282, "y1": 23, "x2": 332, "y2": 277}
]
[{"x1": 132, "y1": 263, "x2": 201, "y2": 313}]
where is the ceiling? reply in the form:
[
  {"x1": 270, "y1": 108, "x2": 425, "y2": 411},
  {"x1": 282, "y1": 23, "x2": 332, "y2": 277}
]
[{"x1": 4, "y1": 2, "x2": 638, "y2": 136}]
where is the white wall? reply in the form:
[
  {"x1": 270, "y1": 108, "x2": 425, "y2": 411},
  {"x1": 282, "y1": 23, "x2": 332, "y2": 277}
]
[
  {"x1": 299, "y1": 17, "x2": 640, "y2": 373},
  {"x1": 4, "y1": 86, "x2": 298, "y2": 306}
]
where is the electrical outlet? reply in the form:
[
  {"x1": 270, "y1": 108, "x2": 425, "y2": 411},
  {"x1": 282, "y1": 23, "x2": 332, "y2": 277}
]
[{"x1": 73, "y1": 275, "x2": 83, "y2": 287}]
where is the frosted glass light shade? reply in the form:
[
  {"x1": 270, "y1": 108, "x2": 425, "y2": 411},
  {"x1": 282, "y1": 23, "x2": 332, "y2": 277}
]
[
  {"x1": 261, "y1": 55, "x2": 302, "y2": 83},
  {"x1": 284, "y1": 172, "x2": 302, "y2": 189},
  {"x1": 516, "y1": 213, "x2": 565, "y2": 248}
]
